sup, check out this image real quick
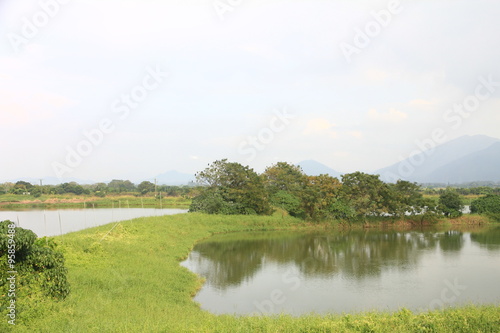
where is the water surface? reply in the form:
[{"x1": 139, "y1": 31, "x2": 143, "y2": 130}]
[
  {"x1": 0, "y1": 208, "x2": 187, "y2": 237},
  {"x1": 181, "y1": 227, "x2": 500, "y2": 315}
]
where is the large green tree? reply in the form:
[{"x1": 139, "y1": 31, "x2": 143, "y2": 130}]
[
  {"x1": 385, "y1": 180, "x2": 424, "y2": 219},
  {"x1": 190, "y1": 159, "x2": 272, "y2": 215},
  {"x1": 138, "y1": 181, "x2": 155, "y2": 195},
  {"x1": 107, "y1": 180, "x2": 136, "y2": 193},
  {"x1": 438, "y1": 189, "x2": 464, "y2": 218},
  {"x1": 301, "y1": 174, "x2": 342, "y2": 220},
  {"x1": 262, "y1": 162, "x2": 307, "y2": 218},
  {"x1": 340, "y1": 172, "x2": 389, "y2": 220},
  {"x1": 262, "y1": 162, "x2": 306, "y2": 195}
]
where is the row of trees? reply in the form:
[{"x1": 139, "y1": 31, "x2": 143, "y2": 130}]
[
  {"x1": 189, "y1": 160, "x2": 469, "y2": 222},
  {"x1": 1, "y1": 180, "x2": 195, "y2": 198}
]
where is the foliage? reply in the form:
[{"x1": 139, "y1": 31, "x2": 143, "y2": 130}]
[
  {"x1": 328, "y1": 198, "x2": 356, "y2": 221},
  {"x1": 137, "y1": 181, "x2": 155, "y2": 195},
  {"x1": 0, "y1": 220, "x2": 70, "y2": 304},
  {"x1": 438, "y1": 189, "x2": 464, "y2": 218},
  {"x1": 471, "y1": 194, "x2": 500, "y2": 214},
  {"x1": 190, "y1": 159, "x2": 272, "y2": 215},
  {"x1": 269, "y1": 190, "x2": 304, "y2": 218},
  {"x1": 107, "y1": 180, "x2": 136, "y2": 193},
  {"x1": 301, "y1": 174, "x2": 342, "y2": 220},
  {"x1": 341, "y1": 172, "x2": 389, "y2": 219},
  {"x1": 55, "y1": 182, "x2": 89, "y2": 195},
  {"x1": 471, "y1": 194, "x2": 500, "y2": 222},
  {"x1": 262, "y1": 162, "x2": 306, "y2": 195}
]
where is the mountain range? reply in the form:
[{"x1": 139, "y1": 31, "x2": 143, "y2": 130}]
[
  {"x1": 297, "y1": 160, "x2": 342, "y2": 178},
  {"x1": 375, "y1": 135, "x2": 500, "y2": 184},
  {"x1": 3, "y1": 135, "x2": 499, "y2": 186}
]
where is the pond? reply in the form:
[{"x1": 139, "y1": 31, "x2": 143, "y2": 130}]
[
  {"x1": 181, "y1": 227, "x2": 500, "y2": 316},
  {"x1": 0, "y1": 208, "x2": 187, "y2": 237}
]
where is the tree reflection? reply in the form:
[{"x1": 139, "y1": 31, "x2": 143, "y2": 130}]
[
  {"x1": 471, "y1": 227, "x2": 500, "y2": 251},
  {"x1": 439, "y1": 230, "x2": 464, "y2": 253},
  {"x1": 188, "y1": 229, "x2": 467, "y2": 290}
]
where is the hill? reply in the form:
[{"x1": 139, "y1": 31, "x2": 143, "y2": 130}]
[
  {"x1": 377, "y1": 135, "x2": 500, "y2": 183},
  {"x1": 298, "y1": 160, "x2": 342, "y2": 178}
]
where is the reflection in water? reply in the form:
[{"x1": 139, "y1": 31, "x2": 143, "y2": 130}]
[
  {"x1": 471, "y1": 227, "x2": 500, "y2": 250},
  {"x1": 182, "y1": 227, "x2": 500, "y2": 315},
  {"x1": 438, "y1": 231, "x2": 464, "y2": 253},
  {"x1": 189, "y1": 230, "x2": 468, "y2": 289}
]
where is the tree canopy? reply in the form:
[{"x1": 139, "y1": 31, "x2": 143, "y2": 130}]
[{"x1": 190, "y1": 159, "x2": 272, "y2": 215}]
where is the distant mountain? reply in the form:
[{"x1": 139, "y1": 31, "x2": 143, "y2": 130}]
[
  {"x1": 425, "y1": 142, "x2": 500, "y2": 183},
  {"x1": 377, "y1": 135, "x2": 500, "y2": 183},
  {"x1": 154, "y1": 170, "x2": 194, "y2": 185},
  {"x1": 298, "y1": 160, "x2": 342, "y2": 178}
]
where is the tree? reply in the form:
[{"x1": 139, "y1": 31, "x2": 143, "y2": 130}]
[
  {"x1": 471, "y1": 194, "x2": 500, "y2": 221},
  {"x1": 438, "y1": 189, "x2": 463, "y2": 218},
  {"x1": 93, "y1": 182, "x2": 108, "y2": 197},
  {"x1": 262, "y1": 162, "x2": 306, "y2": 196},
  {"x1": 329, "y1": 199, "x2": 356, "y2": 221},
  {"x1": 471, "y1": 194, "x2": 500, "y2": 214},
  {"x1": 56, "y1": 182, "x2": 88, "y2": 195},
  {"x1": 301, "y1": 174, "x2": 342, "y2": 220},
  {"x1": 108, "y1": 180, "x2": 136, "y2": 193},
  {"x1": 262, "y1": 162, "x2": 309, "y2": 217},
  {"x1": 190, "y1": 159, "x2": 272, "y2": 215},
  {"x1": 138, "y1": 181, "x2": 155, "y2": 195},
  {"x1": 269, "y1": 190, "x2": 304, "y2": 218},
  {"x1": 341, "y1": 172, "x2": 388, "y2": 220},
  {"x1": 10, "y1": 181, "x2": 34, "y2": 195},
  {"x1": 385, "y1": 180, "x2": 425, "y2": 219}
]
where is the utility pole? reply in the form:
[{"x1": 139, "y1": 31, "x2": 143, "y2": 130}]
[
  {"x1": 40, "y1": 179, "x2": 43, "y2": 194},
  {"x1": 154, "y1": 178, "x2": 157, "y2": 198}
]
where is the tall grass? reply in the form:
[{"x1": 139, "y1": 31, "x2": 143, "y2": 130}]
[{"x1": 1, "y1": 213, "x2": 499, "y2": 332}]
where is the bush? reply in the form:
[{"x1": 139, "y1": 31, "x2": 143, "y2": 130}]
[
  {"x1": 471, "y1": 194, "x2": 500, "y2": 214},
  {"x1": 0, "y1": 221, "x2": 70, "y2": 309}
]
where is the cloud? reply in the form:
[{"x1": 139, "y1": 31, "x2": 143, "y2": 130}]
[
  {"x1": 303, "y1": 118, "x2": 337, "y2": 138},
  {"x1": 367, "y1": 108, "x2": 408, "y2": 122}
]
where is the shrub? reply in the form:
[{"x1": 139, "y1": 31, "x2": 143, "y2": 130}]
[{"x1": 0, "y1": 220, "x2": 70, "y2": 309}]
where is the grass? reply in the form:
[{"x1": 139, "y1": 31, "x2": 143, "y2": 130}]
[
  {"x1": 1, "y1": 213, "x2": 499, "y2": 332},
  {"x1": 0, "y1": 194, "x2": 191, "y2": 210}
]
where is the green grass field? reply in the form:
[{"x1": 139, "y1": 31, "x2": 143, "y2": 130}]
[
  {"x1": 0, "y1": 194, "x2": 191, "y2": 210},
  {"x1": 2, "y1": 213, "x2": 499, "y2": 332}
]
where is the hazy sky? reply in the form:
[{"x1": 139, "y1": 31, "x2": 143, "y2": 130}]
[{"x1": 1, "y1": 0, "x2": 499, "y2": 183}]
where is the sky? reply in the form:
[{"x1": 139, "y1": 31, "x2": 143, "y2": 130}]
[{"x1": 1, "y1": 0, "x2": 499, "y2": 183}]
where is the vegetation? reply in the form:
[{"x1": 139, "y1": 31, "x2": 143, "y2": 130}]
[
  {"x1": 0, "y1": 214, "x2": 498, "y2": 332},
  {"x1": 190, "y1": 161, "x2": 443, "y2": 223},
  {"x1": 0, "y1": 194, "x2": 191, "y2": 210},
  {"x1": 189, "y1": 159, "x2": 272, "y2": 215},
  {"x1": 0, "y1": 221, "x2": 70, "y2": 326},
  {"x1": 471, "y1": 194, "x2": 500, "y2": 222},
  {"x1": 0, "y1": 180, "x2": 197, "y2": 198},
  {"x1": 438, "y1": 189, "x2": 464, "y2": 218}
]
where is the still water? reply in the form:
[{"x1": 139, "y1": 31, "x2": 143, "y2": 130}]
[
  {"x1": 181, "y1": 227, "x2": 500, "y2": 315},
  {"x1": 0, "y1": 208, "x2": 187, "y2": 237}
]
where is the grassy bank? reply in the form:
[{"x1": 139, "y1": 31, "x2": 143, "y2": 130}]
[
  {"x1": 0, "y1": 194, "x2": 191, "y2": 210},
  {"x1": 2, "y1": 214, "x2": 499, "y2": 332}
]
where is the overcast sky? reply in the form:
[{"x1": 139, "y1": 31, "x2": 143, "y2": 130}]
[{"x1": 1, "y1": 0, "x2": 499, "y2": 183}]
